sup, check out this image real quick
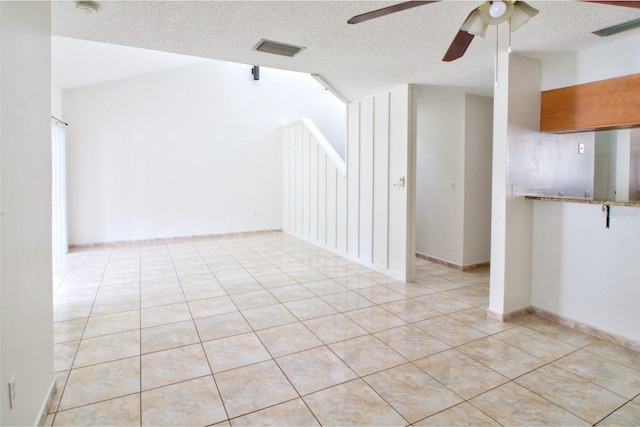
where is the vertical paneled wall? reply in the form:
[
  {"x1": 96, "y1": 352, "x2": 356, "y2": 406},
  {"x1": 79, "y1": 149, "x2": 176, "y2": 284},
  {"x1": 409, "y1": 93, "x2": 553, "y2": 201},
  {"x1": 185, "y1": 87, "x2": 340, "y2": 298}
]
[
  {"x1": 283, "y1": 85, "x2": 415, "y2": 281},
  {"x1": 282, "y1": 119, "x2": 348, "y2": 254}
]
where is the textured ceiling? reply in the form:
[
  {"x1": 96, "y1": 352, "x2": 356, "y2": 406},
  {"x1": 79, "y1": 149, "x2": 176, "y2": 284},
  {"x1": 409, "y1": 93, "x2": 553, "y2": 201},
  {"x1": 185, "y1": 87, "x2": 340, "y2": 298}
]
[{"x1": 52, "y1": 1, "x2": 640, "y2": 101}]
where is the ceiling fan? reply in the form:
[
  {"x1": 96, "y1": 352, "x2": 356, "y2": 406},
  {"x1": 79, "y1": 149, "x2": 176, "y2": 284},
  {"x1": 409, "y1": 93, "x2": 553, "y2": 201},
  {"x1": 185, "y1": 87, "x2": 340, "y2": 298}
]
[{"x1": 348, "y1": 1, "x2": 640, "y2": 62}]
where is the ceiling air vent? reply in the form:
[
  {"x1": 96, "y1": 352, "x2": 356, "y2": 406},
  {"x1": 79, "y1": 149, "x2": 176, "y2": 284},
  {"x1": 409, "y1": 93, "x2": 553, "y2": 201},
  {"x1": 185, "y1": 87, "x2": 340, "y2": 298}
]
[{"x1": 254, "y1": 39, "x2": 305, "y2": 57}]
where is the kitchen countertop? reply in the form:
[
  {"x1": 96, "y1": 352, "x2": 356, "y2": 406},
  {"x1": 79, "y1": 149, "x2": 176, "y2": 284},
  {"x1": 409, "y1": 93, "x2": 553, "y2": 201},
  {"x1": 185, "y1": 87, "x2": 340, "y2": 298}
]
[{"x1": 525, "y1": 196, "x2": 640, "y2": 208}]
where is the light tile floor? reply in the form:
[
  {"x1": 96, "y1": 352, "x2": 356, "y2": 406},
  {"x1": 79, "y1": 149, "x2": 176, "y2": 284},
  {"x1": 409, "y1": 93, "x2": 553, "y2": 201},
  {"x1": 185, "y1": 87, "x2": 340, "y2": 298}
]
[{"x1": 48, "y1": 232, "x2": 640, "y2": 426}]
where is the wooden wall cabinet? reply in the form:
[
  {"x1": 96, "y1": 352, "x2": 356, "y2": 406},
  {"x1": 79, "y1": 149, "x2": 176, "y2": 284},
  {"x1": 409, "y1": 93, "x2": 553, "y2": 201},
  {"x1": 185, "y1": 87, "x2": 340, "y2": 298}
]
[{"x1": 540, "y1": 73, "x2": 640, "y2": 133}]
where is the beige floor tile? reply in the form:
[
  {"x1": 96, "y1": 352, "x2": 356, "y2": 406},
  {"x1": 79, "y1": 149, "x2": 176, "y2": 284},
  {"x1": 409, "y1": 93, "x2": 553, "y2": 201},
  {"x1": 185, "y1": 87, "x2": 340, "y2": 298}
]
[
  {"x1": 415, "y1": 402, "x2": 500, "y2": 426},
  {"x1": 276, "y1": 346, "x2": 357, "y2": 395},
  {"x1": 344, "y1": 306, "x2": 406, "y2": 333},
  {"x1": 438, "y1": 271, "x2": 487, "y2": 286},
  {"x1": 194, "y1": 311, "x2": 252, "y2": 341},
  {"x1": 230, "y1": 289, "x2": 279, "y2": 310},
  {"x1": 494, "y1": 325, "x2": 578, "y2": 362},
  {"x1": 242, "y1": 304, "x2": 298, "y2": 330},
  {"x1": 255, "y1": 273, "x2": 298, "y2": 289},
  {"x1": 96, "y1": 282, "x2": 140, "y2": 299},
  {"x1": 53, "y1": 301, "x2": 93, "y2": 322},
  {"x1": 141, "y1": 344, "x2": 211, "y2": 390},
  {"x1": 413, "y1": 293, "x2": 473, "y2": 314},
  {"x1": 516, "y1": 364, "x2": 628, "y2": 425},
  {"x1": 54, "y1": 341, "x2": 79, "y2": 372},
  {"x1": 526, "y1": 318, "x2": 600, "y2": 347},
  {"x1": 365, "y1": 363, "x2": 463, "y2": 423},
  {"x1": 302, "y1": 279, "x2": 350, "y2": 296},
  {"x1": 597, "y1": 401, "x2": 640, "y2": 426},
  {"x1": 355, "y1": 285, "x2": 405, "y2": 304},
  {"x1": 303, "y1": 378, "x2": 407, "y2": 426},
  {"x1": 414, "y1": 315, "x2": 487, "y2": 347},
  {"x1": 141, "y1": 288, "x2": 186, "y2": 309},
  {"x1": 441, "y1": 284, "x2": 489, "y2": 307},
  {"x1": 54, "y1": 394, "x2": 140, "y2": 426},
  {"x1": 214, "y1": 360, "x2": 298, "y2": 418},
  {"x1": 230, "y1": 398, "x2": 319, "y2": 426},
  {"x1": 141, "y1": 376, "x2": 227, "y2": 426},
  {"x1": 415, "y1": 349, "x2": 508, "y2": 399},
  {"x1": 269, "y1": 284, "x2": 316, "y2": 302},
  {"x1": 384, "y1": 282, "x2": 437, "y2": 298},
  {"x1": 329, "y1": 335, "x2": 407, "y2": 376},
  {"x1": 83, "y1": 310, "x2": 140, "y2": 338},
  {"x1": 141, "y1": 320, "x2": 200, "y2": 354},
  {"x1": 257, "y1": 322, "x2": 323, "y2": 358},
  {"x1": 59, "y1": 357, "x2": 140, "y2": 410},
  {"x1": 203, "y1": 332, "x2": 271, "y2": 373},
  {"x1": 334, "y1": 275, "x2": 378, "y2": 290},
  {"x1": 91, "y1": 294, "x2": 140, "y2": 316},
  {"x1": 178, "y1": 273, "x2": 221, "y2": 288},
  {"x1": 181, "y1": 283, "x2": 227, "y2": 302},
  {"x1": 287, "y1": 269, "x2": 327, "y2": 283},
  {"x1": 303, "y1": 313, "x2": 368, "y2": 344},
  {"x1": 320, "y1": 291, "x2": 375, "y2": 312},
  {"x1": 216, "y1": 268, "x2": 254, "y2": 283},
  {"x1": 585, "y1": 340, "x2": 640, "y2": 372},
  {"x1": 448, "y1": 308, "x2": 518, "y2": 335},
  {"x1": 141, "y1": 302, "x2": 192, "y2": 328},
  {"x1": 413, "y1": 276, "x2": 462, "y2": 292},
  {"x1": 53, "y1": 318, "x2": 87, "y2": 344},
  {"x1": 553, "y1": 350, "x2": 640, "y2": 399},
  {"x1": 458, "y1": 337, "x2": 545, "y2": 378},
  {"x1": 188, "y1": 295, "x2": 238, "y2": 318},
  {"x1": 245, "y1": 264, "x2": 281, "y2": 277},
  {"x1": 374, "y1": 325, "x2": 450, "y2": 360},
  {"x1": 54, "y1": 286, "x2": 99, "y2": 305},
  {"x1": 140, "y1": 277, "x2": 181, "y2": 293},
  {"x1": 74, "y1": 330, "x2": 140, "y2": 368},
  {"x1": 284, "y1": 297, "x2": 338, "y2": 320},
  {"x1": 379, "y1": 299, "x2": 440, "y2": 323},
  {"x1": 470, "y1": 382, "x2": 590, "y2": 426}
]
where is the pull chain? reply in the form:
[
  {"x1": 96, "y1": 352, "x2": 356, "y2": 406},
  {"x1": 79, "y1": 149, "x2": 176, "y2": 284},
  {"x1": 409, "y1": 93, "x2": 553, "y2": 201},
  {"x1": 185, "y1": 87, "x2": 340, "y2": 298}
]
[{"x1": 494, "y1": 25, "x2": 499, "y2": 88}]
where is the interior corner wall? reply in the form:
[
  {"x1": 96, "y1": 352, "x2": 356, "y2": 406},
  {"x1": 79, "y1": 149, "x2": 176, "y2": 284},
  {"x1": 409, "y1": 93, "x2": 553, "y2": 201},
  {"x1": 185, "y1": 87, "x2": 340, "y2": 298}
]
[
  {"x1": 1, "y1": 2, "x2": 55, "y2": 425},
  {"x1": 415, "y1": 93, "x2": 465, "y2": 265},
  {"x1": 415, "y1": 92, "x2": 493, "y2": 268},
  {"x1": 463, "y1": 94, "x2": 493, "y2": 266},
  {"x1": 64, "y1": 61, "x2": 345, "y2": 245}
]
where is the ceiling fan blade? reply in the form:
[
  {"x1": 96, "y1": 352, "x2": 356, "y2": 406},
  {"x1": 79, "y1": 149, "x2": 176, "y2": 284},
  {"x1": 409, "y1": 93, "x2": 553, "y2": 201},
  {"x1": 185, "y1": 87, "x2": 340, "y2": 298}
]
[
  {"x1": 347, "y1": 1, "x2": 438, "y2": 24},
  {"x1": 442, "y1": 30, "x2": 475, "y2": 62},
  {"x1": 583, "y1": 1, "x2": 640, "y2": 8}
]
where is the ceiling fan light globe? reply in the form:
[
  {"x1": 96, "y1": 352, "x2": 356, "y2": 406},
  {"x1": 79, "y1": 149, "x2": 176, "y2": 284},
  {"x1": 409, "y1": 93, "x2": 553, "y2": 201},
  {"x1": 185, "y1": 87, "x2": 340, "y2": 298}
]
[
  {"x1": 489, "y1": 1, "x2": 507, "y2": 18},
  {"x1": 479, "y1": 1, "x2": 514, "y2": 25},
  {"x1": 461, "y1": 9, "x2": 489, "y2": 37},
  {"x1": 509, "y1": 1, "x2": 540, "y2": 32}
]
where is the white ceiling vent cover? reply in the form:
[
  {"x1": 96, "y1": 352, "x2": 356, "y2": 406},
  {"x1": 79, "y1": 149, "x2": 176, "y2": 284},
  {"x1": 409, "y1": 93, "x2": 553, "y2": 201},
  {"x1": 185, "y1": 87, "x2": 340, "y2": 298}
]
[{"x1": 254, "y1": 39, "x2": 305, "y2": 57}]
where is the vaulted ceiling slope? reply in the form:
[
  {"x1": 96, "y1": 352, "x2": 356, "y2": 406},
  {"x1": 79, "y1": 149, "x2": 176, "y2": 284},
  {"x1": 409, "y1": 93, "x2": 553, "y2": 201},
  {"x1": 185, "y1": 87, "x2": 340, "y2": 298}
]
[{"x1": 52, "y1": 1, "x2": 640, "y2": 101}]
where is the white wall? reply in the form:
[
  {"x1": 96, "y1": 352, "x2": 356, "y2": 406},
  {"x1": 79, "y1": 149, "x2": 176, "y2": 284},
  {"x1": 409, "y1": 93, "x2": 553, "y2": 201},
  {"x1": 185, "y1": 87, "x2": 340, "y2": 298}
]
[
  {"x1": 463, "y1": 94, "x2": 494, "y2": 266},
  {"x1": 542, "y1": 33, "x2": 640, "y2": 91},
  {"x1": 0, "y1": 2, "x2": 55, "y2": 425},
  {"x1": 416, "y1": 93, "x2": 465, "y2": 265},
  {"x1": 489, "y1": 53, "x2": 540, "y2": 316},
  {"x1": 531, "y1": 201, "x2": 640, "y2": 343},
  {"x1": 284, "y1": 85, "x2": 416, "y2": 281},
  {"x1": 415, "y1": 92, "x2": 493, "y2": 268},
  {"x1": 526, "y1": 34, "x2": 640, "y2": 343},
  {"x1": 64, "y1": 61, "x2": 345, "y2": 245}
]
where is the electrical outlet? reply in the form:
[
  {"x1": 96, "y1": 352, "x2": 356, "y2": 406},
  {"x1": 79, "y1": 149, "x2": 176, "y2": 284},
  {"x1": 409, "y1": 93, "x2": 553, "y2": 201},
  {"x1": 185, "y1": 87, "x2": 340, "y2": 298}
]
[{"x1": 9, "y1": 375, "x2": 16, "y2": 410}]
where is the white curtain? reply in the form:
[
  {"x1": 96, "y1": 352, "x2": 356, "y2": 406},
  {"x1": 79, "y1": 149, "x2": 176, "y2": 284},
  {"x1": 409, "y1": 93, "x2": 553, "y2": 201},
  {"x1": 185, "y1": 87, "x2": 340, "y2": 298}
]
[{"x1": 52, "y1": 122, "x2": 68, "y2": 263}]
